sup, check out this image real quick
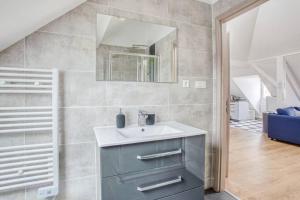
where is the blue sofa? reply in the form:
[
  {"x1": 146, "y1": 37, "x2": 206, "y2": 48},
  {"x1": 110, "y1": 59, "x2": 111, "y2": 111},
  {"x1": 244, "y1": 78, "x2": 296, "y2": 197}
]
[{"x1": 268, "y1": 107, "x2": 300, "y2": 145}]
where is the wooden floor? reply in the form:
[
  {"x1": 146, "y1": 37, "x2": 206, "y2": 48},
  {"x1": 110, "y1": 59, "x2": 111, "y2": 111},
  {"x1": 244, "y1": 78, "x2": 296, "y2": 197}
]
[{"x1": 226, "y1": 128, "x2": 300, "y2": 200}]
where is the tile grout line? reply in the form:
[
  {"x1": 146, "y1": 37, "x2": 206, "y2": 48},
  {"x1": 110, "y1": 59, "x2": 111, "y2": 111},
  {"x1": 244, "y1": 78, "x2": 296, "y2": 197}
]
[
  {"x1": 37, "y1": 30, "x2": 96, "y2": 41},
  {"x1": 59, "y1": 141, "x2": 96, "y2": 146},
  {"x1": 60, "y1": 103, "x2": 214, "y2": 109},
  {"x1": 88, "y1": 2, "x2": 213, "y2": 29},
  {"x1": 60, "y1": 174, "x2": 97, "y2": 182}
]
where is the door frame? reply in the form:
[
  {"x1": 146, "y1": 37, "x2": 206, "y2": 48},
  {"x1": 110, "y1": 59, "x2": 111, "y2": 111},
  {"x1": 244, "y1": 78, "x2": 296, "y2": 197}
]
[{"x1": 214, "y1": 0, "x2": 270, "y2": 192}]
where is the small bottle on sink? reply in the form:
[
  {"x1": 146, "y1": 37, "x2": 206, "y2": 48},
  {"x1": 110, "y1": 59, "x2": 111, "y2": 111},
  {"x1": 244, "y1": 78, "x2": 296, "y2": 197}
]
[{"x1": 116, "y1": 108, "x2": 125, "y2": 128}]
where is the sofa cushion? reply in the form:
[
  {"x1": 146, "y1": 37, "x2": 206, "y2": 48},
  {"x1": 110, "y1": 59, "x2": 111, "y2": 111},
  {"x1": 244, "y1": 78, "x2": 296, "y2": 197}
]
[
  {"x1": 295, "y1": 107, "x2": 300, "y2": 116},
  {"x1": 277, "y1": 107, "x2": 296, "y2": 116}
]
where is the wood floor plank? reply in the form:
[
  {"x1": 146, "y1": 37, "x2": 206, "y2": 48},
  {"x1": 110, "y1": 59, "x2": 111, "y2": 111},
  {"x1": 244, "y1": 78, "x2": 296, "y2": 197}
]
[{"x1": 226, "y1": 128, "x2": 300, "y2": 200}]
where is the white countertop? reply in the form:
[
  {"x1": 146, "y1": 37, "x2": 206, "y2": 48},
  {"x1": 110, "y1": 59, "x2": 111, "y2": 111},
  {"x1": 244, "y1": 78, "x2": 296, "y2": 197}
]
[{"x1": 94, "y1": 121, "x2": 207, "y2": 147}]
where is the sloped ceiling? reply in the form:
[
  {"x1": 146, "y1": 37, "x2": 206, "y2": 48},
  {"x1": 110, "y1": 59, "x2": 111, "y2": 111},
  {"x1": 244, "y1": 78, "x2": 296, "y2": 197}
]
[
  {"x1": 249, "y1": 0, "x2": 300, "y2": 60},
  {"x1": 228, "y1": 0, "x2": 300, "y2": 104},
  {"x1": 0, "y1": 0, "x2": 86, "y2": 52},
  {"x1": 0, "y1": 0, "x2": 216, "y2": 52},
  {"x1": 226, "y1": 8, "x2": 258, "y2": 60},
  {"x1": 228, "y1": 0, "x2": 300, "y2": 61},
  {"x1": 286, "y1": 54, "x2": 300, "y2": 85},
  {"x1": 255, "y1": 59, "x2": 277, "y2": 79}
]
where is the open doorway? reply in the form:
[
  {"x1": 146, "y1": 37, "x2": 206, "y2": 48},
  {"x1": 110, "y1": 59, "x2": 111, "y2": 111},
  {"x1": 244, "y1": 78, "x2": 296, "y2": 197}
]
[{"x1": 216, "y1": 0, "x2": 300, "y2": 199}]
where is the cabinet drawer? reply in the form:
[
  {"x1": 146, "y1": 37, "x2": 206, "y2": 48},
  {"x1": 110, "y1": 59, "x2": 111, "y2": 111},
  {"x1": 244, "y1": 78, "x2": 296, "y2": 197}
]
[
  {"x1": 101, "y1": 168, "x2": 203, "y2": 200},
  {"x1": 158, "y1": 187, "x2": 204, "y2": 200},
  {"x1": 100, "y1": 139, "x2": 183, "y2": 177}
]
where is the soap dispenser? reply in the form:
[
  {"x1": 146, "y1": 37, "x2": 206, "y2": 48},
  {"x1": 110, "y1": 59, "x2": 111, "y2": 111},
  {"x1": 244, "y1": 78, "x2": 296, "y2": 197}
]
[{"x1": 116, "y1": 108, "x2": 125, "y2": 128}]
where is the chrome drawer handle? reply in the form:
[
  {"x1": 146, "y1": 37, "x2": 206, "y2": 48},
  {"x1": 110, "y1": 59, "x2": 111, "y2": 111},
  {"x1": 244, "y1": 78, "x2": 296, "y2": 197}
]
[
  {"x1": 136, "y1": 149, "x2": 182, "y2": 160},
  {"x1": 137, "y1": 176, "x2": 183, "y2": 192}
]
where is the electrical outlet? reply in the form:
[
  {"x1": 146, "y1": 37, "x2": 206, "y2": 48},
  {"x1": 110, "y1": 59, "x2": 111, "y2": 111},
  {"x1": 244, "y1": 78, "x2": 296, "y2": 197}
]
[
  {"x1": 182, "y1": 80, "x2": 190, "y2": 88},
  {"x1": 195, "y1": 81, "x2": 207, "y2": 89},
  {"x1": 37, "y1": 186, "x2": 58, "y2": 199}
]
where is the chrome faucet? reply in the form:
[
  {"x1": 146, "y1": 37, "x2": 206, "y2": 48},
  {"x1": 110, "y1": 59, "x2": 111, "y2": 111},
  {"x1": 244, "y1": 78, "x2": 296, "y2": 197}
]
[{"x1": 138, "y1": 110, "x2": 149, "y2": 127}]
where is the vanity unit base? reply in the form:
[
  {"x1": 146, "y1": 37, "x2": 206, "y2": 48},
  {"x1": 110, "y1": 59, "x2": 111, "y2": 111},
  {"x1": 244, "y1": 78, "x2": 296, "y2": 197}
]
[
  {"x1": 95, "y1": 122, "x2": 206, "y2": 200},
  {"x1": 101, "y1": 167, "x2": 203, "y2": 200}
]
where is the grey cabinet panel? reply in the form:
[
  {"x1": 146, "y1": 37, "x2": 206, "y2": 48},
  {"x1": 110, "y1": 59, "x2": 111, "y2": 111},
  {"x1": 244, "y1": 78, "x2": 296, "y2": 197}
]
[
  {"x1": 155, "y1": 139, "x2": 183, "y2": 170},
  {"x1": 100, "y1": 139, "x2": 183, "y2": 177},
  {"x1": 184, "y1": 135, "x2": 205, "y2": 181},
  {"x1": 100, "y1": 147, "x2": 119, "y2": 177},
  {"x1": 158, "y1": 187, "x2": 204, "y2": 200},
  {"x1": 101, "y1": 168, "x2": 203, "y2": 200},
  {"x1": 98, "y1": 135, "x2": 205, "y2": 200}
]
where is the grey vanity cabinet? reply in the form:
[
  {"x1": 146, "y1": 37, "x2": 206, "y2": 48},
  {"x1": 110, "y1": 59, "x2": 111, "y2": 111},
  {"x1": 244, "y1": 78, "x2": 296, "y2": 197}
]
[
  {"x1": 102, "y1": 168, "x2": 203, "y2": 200},
  {"x1": 100, "y1": 139, "x2": 183, "y2": 177},
  {"x1": 97, "y1": 135, "x2": 205, "y2": 200}
]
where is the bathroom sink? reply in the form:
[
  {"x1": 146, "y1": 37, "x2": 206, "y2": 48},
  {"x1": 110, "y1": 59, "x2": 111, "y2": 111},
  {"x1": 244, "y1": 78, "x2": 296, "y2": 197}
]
[
  {"x1": 94, "y1": 121, "x2": 207, "y2": 147},
  {"x1": 117, "y1": 125, "x2": 183, "y2": 138}
]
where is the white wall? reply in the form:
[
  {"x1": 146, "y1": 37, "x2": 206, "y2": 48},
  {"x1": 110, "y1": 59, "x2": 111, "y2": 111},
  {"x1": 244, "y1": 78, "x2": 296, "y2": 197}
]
[
  {"x1": 0, "y1": 0, "x2": 86, "y2": 51},
  {"x1": 286, "y1": 54, "x2": 300, "y2": 85},
  {"x1": 249, "y1": 0, "x2": 300, "y2": 60},
  {"x1": 226, "y1": 8, "x2": 258, "y2": 60},
  {"x1": 286, "y1": 81, "x2": 300, "y2": 106},
  {"x1": 233, "y1": 75, "x2": 262, "y2": 113},
  {"x1": 227, "y1": 0, "x2": 300, "y2": 108},
  {"x1": 230, "y1": 61, "x2": 256, "y2": 99}
]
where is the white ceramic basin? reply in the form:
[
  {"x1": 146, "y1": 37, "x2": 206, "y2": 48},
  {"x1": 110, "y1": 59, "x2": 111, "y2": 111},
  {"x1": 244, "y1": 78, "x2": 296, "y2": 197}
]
[{"x1": 117, "y1": 125, "x2": 183, "y2": 138}]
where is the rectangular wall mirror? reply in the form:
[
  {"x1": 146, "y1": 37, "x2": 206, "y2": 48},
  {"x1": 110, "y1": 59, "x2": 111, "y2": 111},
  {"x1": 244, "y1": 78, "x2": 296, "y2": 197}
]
[{"x1": 96, "y1": 14, "x2": 178, "y2": 83}]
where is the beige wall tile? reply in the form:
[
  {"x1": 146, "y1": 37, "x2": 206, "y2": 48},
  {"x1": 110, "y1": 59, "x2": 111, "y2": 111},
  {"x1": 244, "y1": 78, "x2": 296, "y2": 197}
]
[
  {"x1": 178, "y1": 48, "x2": 212, "y2": 77},
  {"x1": 178, "y1": 23, "x2": 212, "y2": 51},
  {"x1": 168, "y1": 0, "x2": 212, "y2": 27},
  {"x1": 170, "y1": 104, "x2": 212, "y2": 131},
  {"x1": 59, "y1": 143, "x2": 96, "y2": 180},
  {"x1": 0, "y1": 39, "x2": 24, "y2": 67},
  {"x1": 109, "y1": 0, "x2": 169, "y2": 18},
  {"x1": 25, "y1": 32, "x2": 95, "y2": 71},
  {"x1": 62, "y1": 108, "x2": 98, "y2": 144},
  {"x1": 63, "y1": 71, "x2": 106, "y2": 107},
  {"x1": 169, "y1": 78, "x2": 213, "y2": 105},
  {"x1": 40, "y1": 3, "x2": 97, "y2": 39},
  {"x1": 25, "y1": 177, "x2": 96, "y2": 200},
  {"x1": 93, "y1": 4, "x2": 178, "y2": 28},
  {"x1": 56, "y1": 177, "x2": 96, "y2": 200},
  {"x1": 105, "y1": 82, "x2": 169, "y2": 106},
  {"x1": 62, "y1": 107, "x2": 121, "y2": 144},
  {"x1": 213, "y1": 0, "x2": 251, "y2": 17}
]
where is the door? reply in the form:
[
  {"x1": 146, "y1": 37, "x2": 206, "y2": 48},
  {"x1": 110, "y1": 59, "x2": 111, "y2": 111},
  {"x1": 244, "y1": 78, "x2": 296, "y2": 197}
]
[{"x1": 220, "y1": 24, "x2": 231, "y2": 190}]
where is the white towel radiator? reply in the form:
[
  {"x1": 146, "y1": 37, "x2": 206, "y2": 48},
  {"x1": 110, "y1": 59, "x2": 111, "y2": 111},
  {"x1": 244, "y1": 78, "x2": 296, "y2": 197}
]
[{"x1": 0, "y1": 67, "x2": 59, "y2": 198}]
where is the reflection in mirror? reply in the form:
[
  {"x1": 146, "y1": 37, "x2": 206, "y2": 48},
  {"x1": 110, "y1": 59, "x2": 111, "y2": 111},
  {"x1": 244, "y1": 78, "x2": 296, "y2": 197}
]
[{"x1": 96, "y1": 14, "x2": 177, "y2": 82}]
